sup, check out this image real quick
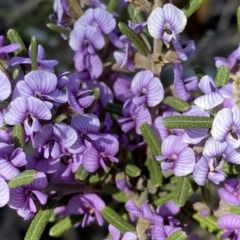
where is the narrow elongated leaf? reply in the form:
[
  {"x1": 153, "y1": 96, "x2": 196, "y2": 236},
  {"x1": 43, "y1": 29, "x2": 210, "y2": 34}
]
[
  {"x1": 125, "y1": 164, "x2": 141, "y2": 177},
  {"x1": 85, "y1": 87, "x2": 100, "y2": 113},
  {"x1": 7, "y1": 29, "x2": 28, "y2": 57},
  {"x1": 31, "y1": 36, "x2": 38, "y2": 70},
  {"x1": 237, "y1": 7, "x2": 240, "y2": 33},
  {"x1": 229, "y1": 206, "x2": 240, "y2": 215},
  {"x1": 163, "y1": 116, "x2": 213, "y2": 129},
  {"x1": 173, "y1": 176, "x2": 190, "y2": 207},
  {"x1": 106, "y1": 0, "x2": 118, "y2": 12},
  {"x1": 146, "y1": 158, "x2": 162, "y2": 187},
  {"x1": 101, "y1": 207, "x2": 135, "y2": 233},
  {"x1": 118, "y1": 22, "x2": 150, "y2": 57},
  {"x1": 52, "y1": 114, "x2": 68, "y2": 123},
  {"x1": 68, "y1": 0, "x2": 83, "y2": 17},
  {"x1": 167, "y1": 230, "x2": 187, "y2": 240},
  {"x1": 75, "y1": 166, "x2": 89, "y2": 181},
  {"x1": 163, "y1": 96, "x2": 190, "y2": 112},
  {"x1": 103, "y1": 184, "x2": 128, "y2": 203},
  {"x1": 153, "y1": 192, "x2": 174, "y2": 207},
  {"x1": 13, "y1": 124, "x2": 24, "y2": 148},
  {"x1": 182, "y1": 0, "x2": 207, "y2": 18},
  {"x1": 140, "y1": 122, "x2": 161, "y2": 156},
  {"x1": 47, "y1": 23, "x2": 70, "y2": 36},
  {"x1": 8, "y1": 170, "x2": 37, "y2": 188},
  {"x1": 194, "y1": 65, "x2": 205, "y2": 80},
  {"x1": 215, "y1": 65, "x2": 229, "y2": 87},
  {"x1": 24, "y1": 199, "x2": 58, "y2": 240},
  {"x1": 49, "y1": 215, "x2": 82, "y2": 237}
]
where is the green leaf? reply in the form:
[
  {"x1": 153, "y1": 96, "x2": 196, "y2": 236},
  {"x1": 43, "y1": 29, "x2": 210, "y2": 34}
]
[
  {"x1": 125, "y1": 164, "x2": 141, "y2": 177},
  {"x1": 52, "y1": 114, "x2": 68, "y2": 123},
  {"x1": 106, "y1": 0, "x2": 118, "y2": 12},
  {"x1": 85, "y1": 87, "x2": 100, "y2": 113},
  {"x1": 24, "y1": 199, "x2": 58, "y2": 240},
  {"x1": 103, "y1": 184, "x2": 128, "y2": 203},
  {"x1": 194, "y1": 65, "x2": 205, "y2": 80},
  {"x1": 153, "y1": 192, "x2": 174, "y2": 207},
  {"x1": 31, "y1": 36, "x2": 38, "y2": 70},
  {"x1": 237, "y1": 7, "x2": 240, "y2": 33},
  {"x1": 8, "y1": 170, "x2": 37, "y2": 188},
  {"x1": 75, "y1": 166, "x2": 89, "y2": 181},
  {"x1": 101, "y1": 207, "x2": 135, "y2": 233},
  {"x1": 7, "y1": 29, "x2": 28, "y2": 57},
  {"x1": 182, "y1": 0, "x2": 207, "y2": 18},
  {"x1": 167, "y1": 230, "x2": 187, "y2": 240},
  {"x1": 146, "y1": 158, "x2": 162, "y2": 187},
  {"x1": 47, "y1": 23, "x2": 70, "y2": 36},
  {"x1": 0, "y1": 101, "x2": 9, "y2": 108},
  {"x1": 229, "y1": 205, "x2": 240, "y2": 215},
  {"x1": 140, "y1": 122, "x2": 161, "y2": 156},
  {"x1": 215, "y1": 65, "x2": 230, "y2": 87},
  {"x1": 173, "y1": 176, "x2": 190, "y2": 207},
  {"x1": 68, "y1": 0, "x2": 83, "y2": 17},
  {"x1": 222, "y1": 161, "x2": 240, "y2": 174},
  {"x1": 118, "y1": 22, "x2": 150, "y2": 57},
  {"x1": 49, "y1": 215, "x2": 82, "y2": 237},
  {"x1": 163, "y1": 116, "x2": 213, "y2": 129},
  {"x1": 104, "y1": 103, "x2": 123, "y2": 115},
  {"x1": 88, "y1": 167, "x2": 111, "y2": 185},
  {"x1": 163, "y1": 96, "x2": 191, "y2": 112},
  {"x1": 13, "y1": 124, "x2": 24, "y2": 148}
]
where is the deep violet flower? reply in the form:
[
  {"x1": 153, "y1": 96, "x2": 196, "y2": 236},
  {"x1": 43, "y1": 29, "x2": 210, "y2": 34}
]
[
  {"x1": 82, "y1": 134, "x2": 119, "y2": 172},
  {"x1": 218, "y1": 214, "x2": 240, "y2": 240},
  {"x1": 67, "y1": 193, "x2": 105, "y2": 227},
  {"x1": 0, "y1": 143, "x2": 26, "y2": 180},
  {"x1": 74, "y1": 8, "x2": 116, "y2": 34},
  {"x1": 156, "y1": 135, "x2": 195, "y2": 176},
  {"x1": 34, "y1": 123, "x2": 78, "y2": 159},
  {"x1": 0, "y1": 177, "x2": 9, "y2": 207},
  {"x1": 131, "y1": 70, "x2": 164, "y2": 107},
  {"x1": 218, "y1": 179, "x2": 240, "y2": 205},
  {"x1": 148, "y1": 4, "x2": 187, "y2": 44},
  {"x1": 8, "y1": 172, "x2": 48, "y2": 220},
  {"x1": 0, "y1": 70, "x2": 11, "y2": 101},
  {"x1": 4, "y1": 97, "x2": 52, "y2": 135}
]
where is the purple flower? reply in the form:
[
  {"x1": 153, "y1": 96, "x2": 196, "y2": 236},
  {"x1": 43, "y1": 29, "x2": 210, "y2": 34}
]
[
  {"x1": 173, "y1": 64, "x2": 198, "y2": 101},
  {"x1": 156, "y1": 135, "x2": 195, "y2": 176},
  {"x1": 0, "y1": 70, "x2": 11, "y2": 101},
  {"x1": 67, "y1": 193, "x2": 105, "y2": 227},
  {"x1": 14, "y1": 70, "x2": 66, "y2": 108},
  {"x1": 0, "y1": 143, "x2": 26, "y2": 180},
  {"x1": 211, "y1": 107, "x2": 240, "y2": 149},
  {"x1": 8, "y1": 172, "x2": 48, "y2": 220},
  {"x1": 74, "y1": 8, "x2": 116, "y2": 34},
  {"x1": 69, "y1": 113, "x2": 100, "y2": 153},
  {"x1": 53, "y1": 0, "x2": 69, "y2": 24},
  {"x1": 148, "y1": 4, "x2": 187, "y2": 44},
  {"x1": 218, "y1": 179, "x2": 240, "y2": 205},
  {"x1": 118, "y1": 101, "x2": 152, "y2": 135},
  {"x1": 82, "y1": 134, "x2": 119, "y2": 172},
  {"x1": 0, "y1": 177, "x2": 9, "y2": 207},
  {"x1": 131, "y1": 70, "x2": 164, "y2": 107},
  {"x1": 34, "y1": 123, "x2": 78, "y2": 159},
  {"x1": 0, "y1": 36, "x2": 20, "y2": 59},
  {"x1": 4, "y1": 97, "x2": 52, "y2": 135},
  {"x1": 218, "y1": 214, "x2": 240, "y2": 239}
]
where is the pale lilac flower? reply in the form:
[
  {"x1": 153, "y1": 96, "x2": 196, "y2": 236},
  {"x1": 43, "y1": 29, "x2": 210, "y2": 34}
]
[
  {"x1": 8, "y1": 172, "x2": 48, "y2": 220},
  {"x1": 156, "y1": 136, "x2": 195, "y2": 176},
  {"x1": 0, "y1": 36, "x2": 20, "y2": 60},
  {"x1": 0, "y1": 143, "x2": 26, "y2": 180},
  {"x1": 211, "y1": 107, "x2": 240, "y2": 149},
  {"x1": 131, "y1": 70, "x2": 164, "y2": 107},
  {"x1": 75, "y1": 8, "x2": 116, "y2": 34},
  {"x1": 0, "y1": 70, "x2": 11, "y2": 101},
  {"x1": 34, "y1": 123, "x2": 78, "y2": 159},
  {"x1": 218, "y1": 179, "x2": 240, "y2": 205},
  {"x1": 0, "y1": 177, "x2": 9, "y2": 207},
  {"x1": 150, "y1": 224, "x2": 181, "y2": 240},
  {"x1": 152, "y1": 116, "x2": 170, "y2": 144},
  {"x1": 4, "y1": 97, "x2": 52, "y2": 135},
  {"x1": 67, "y1": 193, "x2": 105, "y2": 227},
  {"x1": 107, "y1": 225, "x2": 121, "y2": 240},
  {"x1": 82, "y1": 134, "x2": 119, "y2": 172},
  {"x1": 53, "y1": 0, "x2": 69, "y2": 24},
  {"x1": 218, "y1": 214, "x2": 240, "y2": 239},
  {"x1": 148, "y1": 4, "x2": 187, "y2": 44}
]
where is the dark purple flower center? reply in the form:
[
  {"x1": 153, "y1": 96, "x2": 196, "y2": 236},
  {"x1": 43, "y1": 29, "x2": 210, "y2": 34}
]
[
  {"x1": 27, "y1": 114, "x2": 33, "y2": 126},
  {"x1": 60, "y1": 154, "x2": 72, "y2": 165}
]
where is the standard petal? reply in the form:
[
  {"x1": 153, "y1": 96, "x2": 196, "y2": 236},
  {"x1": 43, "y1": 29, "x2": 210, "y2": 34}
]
[
  {"x1": 148, "y1": 7, "x2": 164, "y2": 39},
  {"x1": 0, "y1": 177, "x2": 9, "y2": 207},
  {"x1": 198, "y1": 75, "x2": 216, "y2": 94},
  {"x1": 218, "y1": 214, "x2": 240, "y2": 230},
  {"x1": 82, "y1": 147, "x2": 100, "y2": 172},
  {"x1": 203, "y1": 138, "x2": 228, "y2": 157},
  {"x1": 0, "y1": 70, "x2": 11, "y2": 101},
  {"x1": 192, "y1": 156, "x2": 209, "y2": 186}
]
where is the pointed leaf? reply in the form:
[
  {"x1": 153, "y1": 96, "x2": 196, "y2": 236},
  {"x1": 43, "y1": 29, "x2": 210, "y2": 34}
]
[
  {"x1": 31, "y1": 36, "x2": 38, "y2": 70},
  {"x1": 167, "y1": 230, "x2": 187, "y2": 240},
  {"x1": 118, "y1": 22, "x2": 150, "y2": 57},
  {"x1": 75, "y1": 166, "x2": 89, "y2": 181},
  {"x1": 173, "y1": 176, "x2": 190, "y2": 207},
  {"x1": 229, "y1": 206, "x2": 240, "y2": 215},
  {"x1": 125, "y1": 164, "x2": 141, "y2": 177},
  {"x1": 194, "y1": 65, "x2": 205, "y2": 80},
  {"x1": 163, "y1": 96, "x2": 191, "y2": 112},
  {"x1": 13, "y1": 124, "x2": 24, "y2": 148},
  {"x1": 49, "y1": 215, "x2": 82, "y2": 237},
  {"x1": 101, "y1": 207, "x2": 135, "y2": 233},
  {"x1": 153, "y1": 192, "x2": 174, "y2": 207},
  {"x1": 7, "y1": 29, "x2": 28, "y2": 57},
  {"x1": 215, "y1": 65, "x2": 230, "y2": 87},
  {"x1": 68, "y1": 0, "x2": 83, "y2": 17},
  {"x1": 52, "y1": 114, "x2": 68, "y2": 123},
  {"x1": 46, "y1": 23, "x2": 70, "y2": 36},
  {"x1": 24, "y1": 199, "x2": 58, "y2": 240},
  {"x1": 146, "y1": 158, "x2": 162, "y2": 187},
  {"x1": 103, "y1": 184, "x2": 128, "y2": 203},
  {"x1": 237, "y1": 7, "x2": 240, "y2": 33},
  {"x1": 106, "y1": 0, "x2": 118, "y2": 12},
  {"x1": 182, "y1": 0, "x2": 207, "y2": 18},
  {"x1": 163, "y1": 116, "x2": 213, "y2": 129},
  {"x1": 8, "y1": 170, "x2": 37, "y2": 188}
]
